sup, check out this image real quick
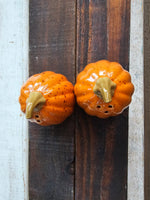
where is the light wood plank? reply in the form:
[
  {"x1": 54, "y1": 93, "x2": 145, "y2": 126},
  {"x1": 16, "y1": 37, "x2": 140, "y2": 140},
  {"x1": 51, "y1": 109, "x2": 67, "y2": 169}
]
[
  {"x1": 128, "y1": 0, "x2": 144, "y2": 200},
  {"x1": 0, "y1": 0, "x2": 29, "y2": 199}
]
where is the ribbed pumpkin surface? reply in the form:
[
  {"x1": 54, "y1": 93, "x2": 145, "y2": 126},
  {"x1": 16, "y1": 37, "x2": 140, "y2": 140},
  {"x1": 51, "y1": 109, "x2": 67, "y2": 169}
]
[
  {"x1": 19, "y1": 71, "x2": 75, "y2": 126},
  {"x1": 74, "y1": 60, "x2": 134, "y2": 118}
]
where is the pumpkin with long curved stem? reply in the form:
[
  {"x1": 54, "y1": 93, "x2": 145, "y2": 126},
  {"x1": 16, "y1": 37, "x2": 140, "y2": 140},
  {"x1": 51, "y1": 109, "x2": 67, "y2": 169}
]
[
  {"x1": 19, "y1": 71, "x2": 75, "y2": 126},
  {"x1": 74, "y1": 60, "x2": 134, "y2": 118}
]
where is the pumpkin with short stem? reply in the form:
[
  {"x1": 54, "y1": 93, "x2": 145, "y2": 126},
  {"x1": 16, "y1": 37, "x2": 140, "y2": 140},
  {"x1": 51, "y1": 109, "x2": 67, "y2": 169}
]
[
  {"x1": 19, "y1": 71, "x2": 75, "y2": 126},
  {"x1": 74, "y1": 60, "x2": 134, "y2": 118}
]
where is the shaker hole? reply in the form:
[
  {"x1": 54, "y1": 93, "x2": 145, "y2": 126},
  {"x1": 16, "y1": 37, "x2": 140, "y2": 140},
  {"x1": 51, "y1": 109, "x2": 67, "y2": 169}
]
[
  {"x1": 37, "y1": 120, "x2": 40, "y2": 122},
  {"x1": 108, "y1": 105, "x2": 113, "y2": 108},
  {"x1": 97, "y1": 105, "x2": 101, "y2": 108},
  {"x1": 105, "y1": 111, "x2": 108, "y2": 113}
]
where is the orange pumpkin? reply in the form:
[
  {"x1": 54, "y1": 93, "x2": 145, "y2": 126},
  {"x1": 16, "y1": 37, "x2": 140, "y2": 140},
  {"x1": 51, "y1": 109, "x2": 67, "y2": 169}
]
[
  {"x1": 19, "y1": 71, "x2": 75, "y2": 126},
  {"x1": 74, "y1": 60, "x2": 134, "y2": 118}
]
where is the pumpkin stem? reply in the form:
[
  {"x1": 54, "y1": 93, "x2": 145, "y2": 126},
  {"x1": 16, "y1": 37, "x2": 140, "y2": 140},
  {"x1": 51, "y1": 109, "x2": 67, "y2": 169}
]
[
  {"x1": 93, "y1": 77, "x2": 116, "y2": 103},
  {"x1": 26, "y1": 91, "x2": 46, "y2": 119}
]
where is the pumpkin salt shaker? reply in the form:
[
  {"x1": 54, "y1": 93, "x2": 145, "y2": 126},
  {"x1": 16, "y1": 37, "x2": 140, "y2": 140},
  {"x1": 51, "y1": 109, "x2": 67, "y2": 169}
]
[
  {"x1": 74, "y1": 60, "x2": 134, "y2": 118},
  {"x1": 19, "y1": 71, "x2": 75, "y2": 126}
]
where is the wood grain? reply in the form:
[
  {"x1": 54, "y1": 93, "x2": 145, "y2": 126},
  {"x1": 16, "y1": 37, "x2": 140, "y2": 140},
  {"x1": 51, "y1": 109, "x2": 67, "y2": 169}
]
[
  {"x1": 144, "y1": 0, "x2": 150, "y2": 199},
  {"x1": 0, "y1": 0, "x2": 29, "y2": 199},
  {"x1": 0, "y1": 0, "x2": 144, "y2": 199},
  {"x1": 75, "y1": 0, "x2": 130, "y2": 199},
  {"x1": 29, "y1": 0, "x2": 75, "y2": 199},
  {"x1": 128, "y1": 1, "x2": 144, "y2": 199}
]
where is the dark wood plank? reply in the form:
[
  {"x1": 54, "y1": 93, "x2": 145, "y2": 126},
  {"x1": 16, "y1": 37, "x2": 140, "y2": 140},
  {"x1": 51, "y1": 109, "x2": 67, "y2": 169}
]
[
  {"x1": 29, "y1": 1, "x2": 76, "y2": 199},
  {"x1": 144, "y1": 0, "x2": 150, "y2": 199},
  {"x1": 76, "y1": 0, "x2": 130, "y2": 199}
]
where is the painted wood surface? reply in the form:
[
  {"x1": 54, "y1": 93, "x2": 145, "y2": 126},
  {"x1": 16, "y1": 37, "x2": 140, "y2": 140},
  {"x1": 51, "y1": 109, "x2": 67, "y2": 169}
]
[
  {"x1": 128, "y1": 0, "x2": 144, "y2": 200},
  {"x1": 75, "y1": 0, "x2": 130, "y2": 199},
  {"x1": 29, "y1": 0, "x2": 76, "y2": 199},
  {"x1": 0, "y1": 0, "x2": 29, "y2": 200}
]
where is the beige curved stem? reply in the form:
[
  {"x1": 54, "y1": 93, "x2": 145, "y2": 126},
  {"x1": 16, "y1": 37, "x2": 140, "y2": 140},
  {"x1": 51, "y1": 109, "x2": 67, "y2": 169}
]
[
  {"x1": 26, "y1": 91, "x2": 46, "y2": 119},
  {"x1": 93, "y1": 77, "x2": 116, "y2": 103}
]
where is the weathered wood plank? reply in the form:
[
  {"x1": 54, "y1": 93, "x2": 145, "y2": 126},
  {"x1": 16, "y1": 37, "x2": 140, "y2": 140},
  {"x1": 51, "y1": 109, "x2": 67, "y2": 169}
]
[
  {"x1": 0, "y1": 0, "x2": 29, "y2": 199},
  {"x1": 75, "y1": 0, "x2": 130, "y2": 199},
  {"x1": 29, "y1": 1, "x2": 76, "y2": 199},
  {"x1": 128, "y1": 0, "x2": 144, "y2": 200},
  {"x1": 144, "y1": 1, "x2": 150, "y2": 199},
  {"x1": 0, "y1": 0, "x2": 144, "y2": 199}
]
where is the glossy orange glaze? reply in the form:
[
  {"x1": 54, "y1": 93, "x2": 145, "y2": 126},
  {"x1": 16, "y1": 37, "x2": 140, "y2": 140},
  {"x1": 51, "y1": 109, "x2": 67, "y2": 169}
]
[
  {"x1": 74, "y1": 60, "x2": 134, "y2": 118},
  {"x1": 19, "y1": 71, "x2": 75, "y2": 126}
]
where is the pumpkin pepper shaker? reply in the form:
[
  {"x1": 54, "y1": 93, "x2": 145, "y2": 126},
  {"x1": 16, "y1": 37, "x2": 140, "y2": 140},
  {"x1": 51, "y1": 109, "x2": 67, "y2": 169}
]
[
  {"x1": 74, "y1": 60, "x2": 134, "y2": 118},
  {"x1": 19, "y1": 71, "x2": 75, "y2": 126}
]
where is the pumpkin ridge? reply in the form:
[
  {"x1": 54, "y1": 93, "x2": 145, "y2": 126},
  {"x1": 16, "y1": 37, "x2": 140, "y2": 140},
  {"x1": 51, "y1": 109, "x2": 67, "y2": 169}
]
[
  {"x1": 19, "y1": 71, "x2": 75, "y2": 125},
  {"x1": 111, "y1": 70, "x2": 124, "y2": 82},
  {"x1": 46, "y1": 80, "x2": 73, "y2": 88},
  {"x1": 44, "y1": 105, "x2": 74, "y2": 110},
  {"x1": 46, "y1": 95, "x2": 75, "y2": 107},
  {"x1": 47, "y1": 92, "x2": 74, "y2": 97},
  {"x1": 74, "y1": 60, "x2": 134, "y2": 118},
  {"x1": 76, "y1": 94, "x2": 96, "y2": 104},
  {"x1": 114, "y1": 92, "x2": 132, "y2": 101},
  {"x1": 113, "y1": 69, "x2": 131, "y2": 83},
  {"x1": 39, "y1": 105, "x2": 74, "y2": 115},
  {"x1": 44, "y1": 88, "x2": 74, "y2": 97},
  {"x1": 25, "y1": 80, "x2": 73, "y2": 96},
  {"x1": 116, "y1": 85, "x2": 134, "y2": 95},
  {"x1": 40, "y1": 78, "x2": 67, "y2": 88},
  {"x1": 74, "y1": 90, "x2": 92, "y2": 97}
]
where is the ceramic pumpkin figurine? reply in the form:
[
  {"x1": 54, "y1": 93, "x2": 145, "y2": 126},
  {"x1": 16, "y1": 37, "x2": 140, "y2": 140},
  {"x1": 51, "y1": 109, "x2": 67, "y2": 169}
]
[
  {"x1": 19, "y1": 71, "x2": 75, "y2": 126},
  {"x1": 74, "y1": 60, "x2": 134, "y2": 118}
]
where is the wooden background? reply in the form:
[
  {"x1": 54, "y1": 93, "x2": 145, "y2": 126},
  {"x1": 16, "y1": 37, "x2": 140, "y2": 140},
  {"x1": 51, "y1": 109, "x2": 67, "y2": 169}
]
[
  {"x1": 29, "y1": 0, "x2": 130, "y2": 199},
  {"x1": 0, "y1": 0, "x2": 145, "y2": 200},
  {"x1": 144, "y1": 0, "x2": 150, "y2": 199}
]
